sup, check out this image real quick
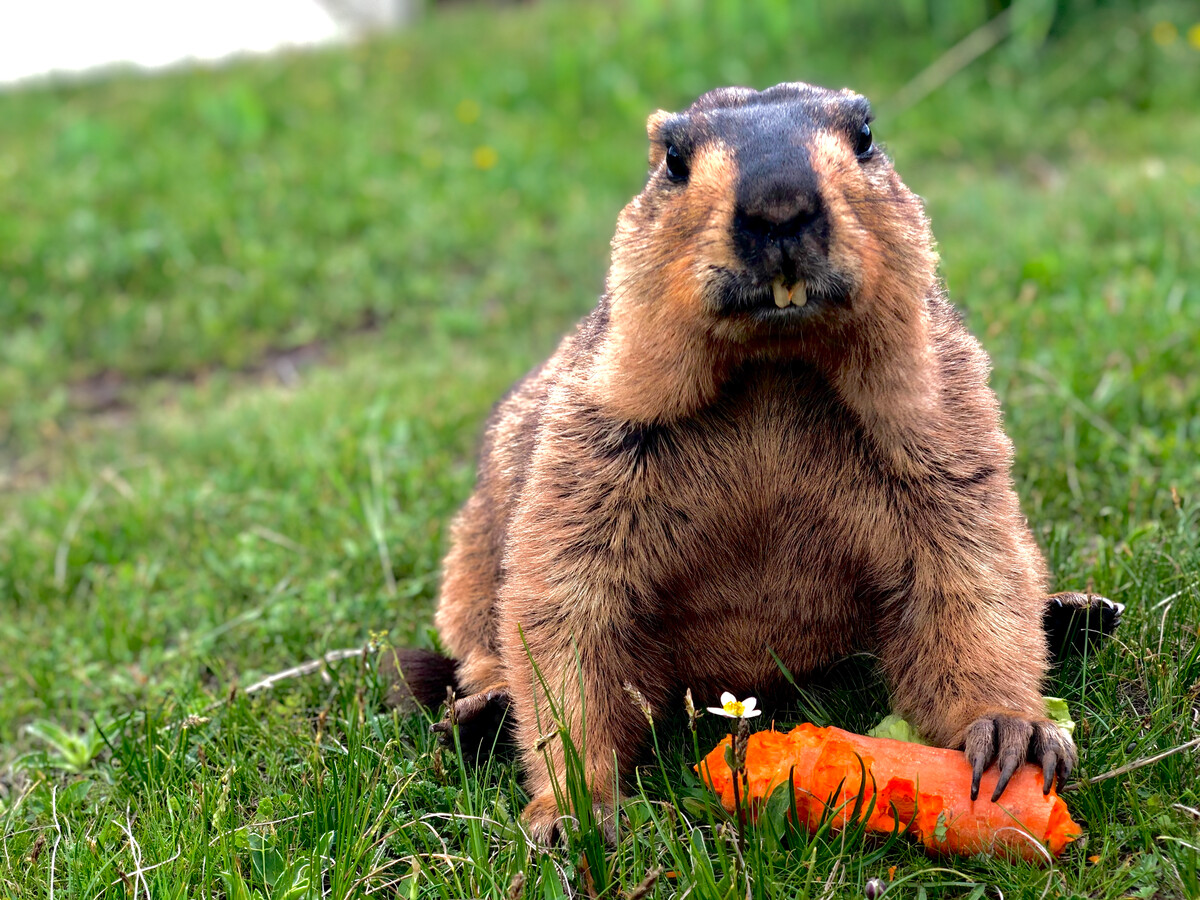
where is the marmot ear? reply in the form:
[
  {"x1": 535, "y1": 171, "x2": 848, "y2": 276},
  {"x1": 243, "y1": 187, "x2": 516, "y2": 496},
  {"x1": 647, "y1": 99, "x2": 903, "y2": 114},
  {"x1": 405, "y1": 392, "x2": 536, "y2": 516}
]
[
  {"x1": 646, "y1": 110, "x2": 672, "y2": 168},
  {"x1": 645, "y1": 110, "x2": 672, "y2": 141}
]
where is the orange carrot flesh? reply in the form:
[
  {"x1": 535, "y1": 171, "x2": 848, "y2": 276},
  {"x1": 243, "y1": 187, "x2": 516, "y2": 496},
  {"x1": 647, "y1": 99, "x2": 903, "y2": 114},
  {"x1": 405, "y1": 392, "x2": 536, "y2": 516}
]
[{"x1": 696, "y1": 724, "x2": 1081, "y2": 863}]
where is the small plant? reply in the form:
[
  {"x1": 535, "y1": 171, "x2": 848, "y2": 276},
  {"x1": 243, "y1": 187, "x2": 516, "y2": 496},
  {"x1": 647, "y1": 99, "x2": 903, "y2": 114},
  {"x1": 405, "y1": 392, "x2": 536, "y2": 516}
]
[
  {"x1": 23, "y1": 719, "x2": 106, "y2": 773},
  {"x1": 707, "y1": 692, "x2": 760, "y2": 847},
  {"x1": 219, "y1": 830, "x2": 334, "y2": 900}
]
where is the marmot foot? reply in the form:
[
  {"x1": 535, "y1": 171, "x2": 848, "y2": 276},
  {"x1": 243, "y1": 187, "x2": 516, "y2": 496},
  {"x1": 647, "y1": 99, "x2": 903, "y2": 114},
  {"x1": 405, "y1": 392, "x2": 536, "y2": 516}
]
[
  {"x1": 1044, "y1": 592, "x2": 1123, "y2": 665},
  {"x1": 430, "y1": 688, "x2": 511, "y2": 756}
]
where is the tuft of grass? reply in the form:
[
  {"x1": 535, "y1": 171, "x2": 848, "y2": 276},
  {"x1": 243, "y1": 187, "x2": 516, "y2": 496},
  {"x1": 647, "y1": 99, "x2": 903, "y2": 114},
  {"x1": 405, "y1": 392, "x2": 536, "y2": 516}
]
[{"x1": 2, "y1": 0, "x2": 1198, "y2": 897}]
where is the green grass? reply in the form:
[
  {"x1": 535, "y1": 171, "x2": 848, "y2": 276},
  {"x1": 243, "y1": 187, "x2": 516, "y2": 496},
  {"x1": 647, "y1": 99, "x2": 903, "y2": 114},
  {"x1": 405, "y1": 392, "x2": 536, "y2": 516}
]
[{"x1": 2, "y1": 0, "x2": 1199, "y2": 896}]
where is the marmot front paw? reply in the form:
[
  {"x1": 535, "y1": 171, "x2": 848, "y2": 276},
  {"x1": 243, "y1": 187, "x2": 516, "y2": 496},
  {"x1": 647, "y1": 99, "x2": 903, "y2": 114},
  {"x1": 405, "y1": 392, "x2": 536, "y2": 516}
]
[{"x1": 963, "y1": 711, "x2": 1077, "y2": 802}]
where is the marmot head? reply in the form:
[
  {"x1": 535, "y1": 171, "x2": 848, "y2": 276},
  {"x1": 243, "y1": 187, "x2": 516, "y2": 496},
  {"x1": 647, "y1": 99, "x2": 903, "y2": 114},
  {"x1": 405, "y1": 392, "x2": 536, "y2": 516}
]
[{"x1": 607, "y1": 82, "x2": 939, "y2": 349}]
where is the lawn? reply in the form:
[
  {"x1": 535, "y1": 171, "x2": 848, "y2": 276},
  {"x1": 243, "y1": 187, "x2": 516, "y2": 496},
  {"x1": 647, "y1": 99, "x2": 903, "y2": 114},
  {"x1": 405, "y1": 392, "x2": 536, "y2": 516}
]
[{"x1": 1, "y1": 0, "x2": 1198, "y2": 896}]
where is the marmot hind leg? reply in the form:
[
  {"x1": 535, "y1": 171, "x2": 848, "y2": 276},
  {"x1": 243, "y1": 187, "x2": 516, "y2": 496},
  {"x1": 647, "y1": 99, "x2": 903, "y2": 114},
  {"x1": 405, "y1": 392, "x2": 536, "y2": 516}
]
[
  {"x1": 379, "y1": 647, "x2": 458, "y2": 711},
  {"x1": 434, "y1": 492, "x2": 508, "y2": 695},
  {"x1": 378, "y1": 647, "x2": 512, "y2": 755},
  {"x1": 431, "y1": 688, "x2": 513, "y2": 758}
]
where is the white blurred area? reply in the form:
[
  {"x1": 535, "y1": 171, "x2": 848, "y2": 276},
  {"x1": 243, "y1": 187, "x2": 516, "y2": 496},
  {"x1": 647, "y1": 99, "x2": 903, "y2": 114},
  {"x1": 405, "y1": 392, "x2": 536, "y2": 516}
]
[{"x1": 0, "y1": 0, "x2": 354, "y2": 87}]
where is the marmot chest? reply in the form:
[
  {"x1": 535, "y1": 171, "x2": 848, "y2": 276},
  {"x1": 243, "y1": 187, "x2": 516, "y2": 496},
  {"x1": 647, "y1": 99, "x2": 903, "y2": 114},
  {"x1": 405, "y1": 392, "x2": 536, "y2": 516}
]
[
  {"x1": 605, "y1": 364, "x2": 875, "y2": 682},
  {"x1": 626, "y1": 364, "x2": 872, "y2": 608}
]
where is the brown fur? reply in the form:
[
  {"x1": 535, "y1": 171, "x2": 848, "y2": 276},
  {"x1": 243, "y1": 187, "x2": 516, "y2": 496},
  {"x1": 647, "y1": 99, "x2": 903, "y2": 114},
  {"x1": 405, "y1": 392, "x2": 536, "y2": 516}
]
[{"x1": 415, "y1": 83, "x2": 1079, "y2": 841}]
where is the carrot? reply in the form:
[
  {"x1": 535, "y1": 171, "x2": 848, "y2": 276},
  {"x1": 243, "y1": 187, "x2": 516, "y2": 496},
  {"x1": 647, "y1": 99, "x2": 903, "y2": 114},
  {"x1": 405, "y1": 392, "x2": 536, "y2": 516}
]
[{"x1": 696, "y1": 724, "x2": 1081, "y2": 862}]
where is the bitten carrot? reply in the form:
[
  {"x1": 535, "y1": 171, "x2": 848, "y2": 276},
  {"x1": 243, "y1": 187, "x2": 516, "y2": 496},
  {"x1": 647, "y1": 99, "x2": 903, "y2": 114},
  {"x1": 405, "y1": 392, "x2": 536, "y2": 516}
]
[{"x1": 697, "y1": 724, "x2": 1081, "y2": 862}]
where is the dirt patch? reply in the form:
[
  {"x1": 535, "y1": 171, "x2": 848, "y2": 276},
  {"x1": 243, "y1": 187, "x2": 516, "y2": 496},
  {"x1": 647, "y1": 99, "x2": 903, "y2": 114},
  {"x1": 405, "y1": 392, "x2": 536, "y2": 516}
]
[
  {"x1": 2, "y1": 313, "x2": 388, "y2": 492},
  {"x1": 69, "y1": 370, "x2": 133, "y2": 415},
  {"x1": 67, "y1": 339, "x2": 332, "y2": 415}
]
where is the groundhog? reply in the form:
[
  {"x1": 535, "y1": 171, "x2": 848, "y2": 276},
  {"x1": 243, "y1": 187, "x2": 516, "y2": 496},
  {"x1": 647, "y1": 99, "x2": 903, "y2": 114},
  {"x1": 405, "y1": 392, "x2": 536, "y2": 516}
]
[{"x1": 383, "y1": 82, "x2": 1121, "y2": 844}]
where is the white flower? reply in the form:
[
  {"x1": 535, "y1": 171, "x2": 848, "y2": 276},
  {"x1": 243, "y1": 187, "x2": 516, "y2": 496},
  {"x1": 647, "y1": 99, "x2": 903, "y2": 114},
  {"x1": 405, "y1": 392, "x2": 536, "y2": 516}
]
[{"x1": 706, "y1": 692, "x2": 761, "y2": 719}]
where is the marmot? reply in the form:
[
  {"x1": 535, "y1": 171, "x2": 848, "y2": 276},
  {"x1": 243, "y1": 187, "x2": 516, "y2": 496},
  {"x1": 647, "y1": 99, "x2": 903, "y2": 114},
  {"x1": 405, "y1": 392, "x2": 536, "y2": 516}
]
[{"x1": 384, "y1": 82, "x2": 1121, "y2": 843}]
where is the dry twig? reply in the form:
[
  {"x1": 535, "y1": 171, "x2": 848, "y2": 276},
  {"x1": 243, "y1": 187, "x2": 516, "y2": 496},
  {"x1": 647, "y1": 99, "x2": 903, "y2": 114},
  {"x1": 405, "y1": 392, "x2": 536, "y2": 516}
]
[{"x1": 1064, "y1": 736, "x2": 1200, "y2": 790}]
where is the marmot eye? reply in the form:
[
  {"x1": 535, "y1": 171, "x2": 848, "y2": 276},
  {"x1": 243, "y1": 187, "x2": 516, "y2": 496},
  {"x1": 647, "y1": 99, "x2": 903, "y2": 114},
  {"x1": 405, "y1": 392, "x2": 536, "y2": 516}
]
[
  {"x1": 665, "y1": 144, "x2": 690, "y2": 182},
  {"x1": 854, "y1": 122, "x2": 874, "y2": 159}
]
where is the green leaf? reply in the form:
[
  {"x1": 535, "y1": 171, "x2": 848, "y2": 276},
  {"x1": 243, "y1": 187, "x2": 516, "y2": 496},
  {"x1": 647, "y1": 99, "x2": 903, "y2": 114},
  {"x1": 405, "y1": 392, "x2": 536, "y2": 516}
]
[
  {"x1": 1044, "y1": 696, "x2": 1076, "y2": 737},
  {"x1": 761, "y1": 778, "x2": 794, "y2": 850},
  {"x1": 539, "y1": 855, "x2": 567, "y2": 900},
  {"x1": 23, "y1": 719, "x2": 105, "y2": 773},
  {"x1": 866, "y1": 714, "x2": 929, "y2": 745},
  {"x1": 269, "y1": 861, "x2": 312, "y2": 900},
  {"x1": 248, "y1": 831, "x2": 288, "y2": 886},
  {"x1": 933, "y1": 810, "x2": 949, "y2": 843},
  {"x1": 220, "y1": 869, "x2": 254, "y2": 900},
  {"x1": 59, "y1": 778, "x2": 93, "y2": 809}
]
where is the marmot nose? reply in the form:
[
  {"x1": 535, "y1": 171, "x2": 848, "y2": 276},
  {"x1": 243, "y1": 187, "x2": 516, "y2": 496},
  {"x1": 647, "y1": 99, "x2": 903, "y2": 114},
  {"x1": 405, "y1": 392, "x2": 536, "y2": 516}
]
[
  {"x1": 724, "y1": 183, "x2": 830, "y2": 282},
  {"x1": 735, "y1": 188, "x2": 824, "y2": 244},
  {"x1": 733, "y1": 146, "x2": 832, "y2": 278}
]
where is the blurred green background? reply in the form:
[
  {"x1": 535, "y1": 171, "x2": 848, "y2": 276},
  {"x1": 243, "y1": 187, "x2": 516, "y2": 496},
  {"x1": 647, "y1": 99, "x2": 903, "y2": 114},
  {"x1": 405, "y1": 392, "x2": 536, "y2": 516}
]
[
  {"x1": 2, "y1": 0, "x2": 1197, "y2": 473},
  {"x1": 1, "y1": 0, "x2": 1198, "y2": 895}
]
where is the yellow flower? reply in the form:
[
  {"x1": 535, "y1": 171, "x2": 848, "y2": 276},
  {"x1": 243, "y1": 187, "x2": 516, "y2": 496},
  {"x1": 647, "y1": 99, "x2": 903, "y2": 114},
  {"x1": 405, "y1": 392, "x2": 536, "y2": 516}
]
[
  {"x1": 1152, "y1": 21, "x2": 1179, "y2": 46},
  {"x1": 472, "y1": 146, "x2": 499, "y2": 170},
  {"x1": 707, "y1": 692, "x2": 761, "y2": 719},
  {"x1": 1189, "y1": 24, "x2": 1200, "y2": 49},
  {"x1": 455, "y1": 98, "x2": 481, "y2": 124}
]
